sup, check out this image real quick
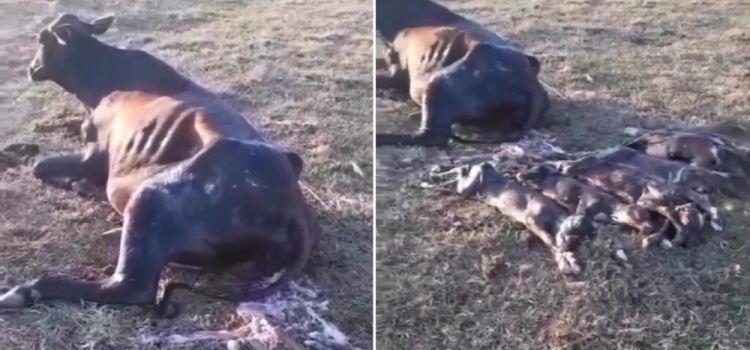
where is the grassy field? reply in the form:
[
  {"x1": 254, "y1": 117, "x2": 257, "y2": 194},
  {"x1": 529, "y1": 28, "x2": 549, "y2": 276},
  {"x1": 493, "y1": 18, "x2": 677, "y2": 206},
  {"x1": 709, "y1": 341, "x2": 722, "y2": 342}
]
[
  {"x1": 376, "y1": 0, "x2": 750, "y2": 349},
  {"x1": 0, "y1": 0, "x2": 372, "y2": 349}
]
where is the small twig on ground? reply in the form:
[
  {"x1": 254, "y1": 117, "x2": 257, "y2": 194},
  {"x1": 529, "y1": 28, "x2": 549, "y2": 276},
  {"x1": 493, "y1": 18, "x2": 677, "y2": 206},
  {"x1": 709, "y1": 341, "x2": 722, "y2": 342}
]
[
  {"x1": 349, "y1": 162, "x2": 365, "y2": 178},
  {"x1": 300, "y1": 181, "x2": 358, "y2": 235},
  {"x1": 539, "y1": 79, "x2": 565, "y2": 99},
  {"x1": 300, "y1": 181, "x2": 333, "y2": 212}
]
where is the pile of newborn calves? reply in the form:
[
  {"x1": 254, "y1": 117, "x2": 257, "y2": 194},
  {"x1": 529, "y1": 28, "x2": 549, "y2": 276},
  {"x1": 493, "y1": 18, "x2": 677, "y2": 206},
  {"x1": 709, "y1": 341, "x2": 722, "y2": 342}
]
[{"x1": 437, "y1": 124, "x2": 750, "y2": 275}]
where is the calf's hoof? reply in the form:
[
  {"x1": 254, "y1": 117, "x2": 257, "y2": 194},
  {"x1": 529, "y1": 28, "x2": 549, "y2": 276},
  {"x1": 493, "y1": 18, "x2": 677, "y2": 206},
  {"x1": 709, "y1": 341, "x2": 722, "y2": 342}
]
[
  {"x1": 709, "y1": 208, "x2": 724, "y2": 231},
  {"x1": 556, "y1": 251, "x2": 581, "y2": 275},
  {"x1": 614, "y1": 249, "x2": 628, "y2": 262}
]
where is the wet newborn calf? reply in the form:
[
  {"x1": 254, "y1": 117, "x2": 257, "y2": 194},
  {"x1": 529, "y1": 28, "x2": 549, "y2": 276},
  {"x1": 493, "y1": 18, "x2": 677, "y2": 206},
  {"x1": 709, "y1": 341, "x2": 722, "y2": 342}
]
[
  {"x1": 592, "y1": 147, "x2": 726, "y2": 231},
  {"x1": 457, "y1": 163, "x2": 593, "y2": 274},
  {"x1": 627, "y1": 131, "x2": 724, "y2": 168},
  {"x1": 627, "y1": 130, "x2": 750, "y2": 189},
  {"x1": 559, "y1": 155, "x2": 706, "y2": 247},
  {"x1": 516, "y1": 165, "x2": 659, "y2": 238},
  {"x1": 600, "y1": 147, "x2": 746, "y2": 201}
]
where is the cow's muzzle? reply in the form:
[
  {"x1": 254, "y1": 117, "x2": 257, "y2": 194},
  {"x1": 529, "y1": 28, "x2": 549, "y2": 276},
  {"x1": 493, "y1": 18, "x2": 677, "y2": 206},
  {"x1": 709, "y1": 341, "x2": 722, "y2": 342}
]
[{"x1": 28, "y1": 63, "x2": 47, "y2": 82}]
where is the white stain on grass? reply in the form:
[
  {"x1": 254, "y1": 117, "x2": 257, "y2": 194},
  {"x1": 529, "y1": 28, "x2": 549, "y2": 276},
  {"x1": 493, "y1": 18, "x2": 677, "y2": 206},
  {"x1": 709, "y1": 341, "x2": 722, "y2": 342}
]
[{"x1": 138, "y1": 278, "x2": 359, "y2": 350}]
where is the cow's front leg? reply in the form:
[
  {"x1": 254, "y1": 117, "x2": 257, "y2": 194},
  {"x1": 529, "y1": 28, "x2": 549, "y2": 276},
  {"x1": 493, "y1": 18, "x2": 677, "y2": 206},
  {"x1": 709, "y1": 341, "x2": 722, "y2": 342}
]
[
  {"x1": 376, "y1": 77, "x2": 459, "y2": 147},
  {"x1": 0, "y1": 187, "x2": 171, "y2": 308},
  {"x1": 33, "y1": 147, "x2": 108, "y2": 184}
]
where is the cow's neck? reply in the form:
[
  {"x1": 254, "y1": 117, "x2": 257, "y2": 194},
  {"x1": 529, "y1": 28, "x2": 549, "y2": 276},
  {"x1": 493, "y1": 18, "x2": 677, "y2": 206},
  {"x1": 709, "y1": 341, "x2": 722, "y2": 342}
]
[
  {"x1": 63, "y1": 39, "x2": 191, "y2": 109},
  {"x1": 376, "y1": 0, "x2": 463, "y2": 42}
]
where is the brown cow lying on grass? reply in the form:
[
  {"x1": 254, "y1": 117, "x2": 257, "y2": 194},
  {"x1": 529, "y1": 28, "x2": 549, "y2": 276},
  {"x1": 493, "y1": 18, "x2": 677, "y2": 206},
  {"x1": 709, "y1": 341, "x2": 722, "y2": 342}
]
[
  {"x1": 376, "y1": 0, "x2": 549, "y2": 147},
  {"x1": 433, "y1": 125, "x2": 749, "y2": 274},
  {"x1": 0, "y1": 14, "x2": 319, "y2": 311}
]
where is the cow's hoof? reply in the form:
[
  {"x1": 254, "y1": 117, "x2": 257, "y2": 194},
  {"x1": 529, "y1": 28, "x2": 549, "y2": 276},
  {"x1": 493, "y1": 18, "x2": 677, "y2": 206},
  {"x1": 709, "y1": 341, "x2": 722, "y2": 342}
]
[{"x1": 0, "y1": 286, "x2": 39, "y2": 308}]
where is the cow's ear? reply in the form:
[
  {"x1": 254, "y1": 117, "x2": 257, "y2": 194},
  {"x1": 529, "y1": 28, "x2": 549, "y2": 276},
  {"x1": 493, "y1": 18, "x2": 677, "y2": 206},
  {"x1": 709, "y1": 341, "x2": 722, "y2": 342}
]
[
  {"x1": 91, "y1": 15, "x2": 115, "y2": 35},
  {"x1": 526, "y1": 54, "x2": 541, "y2": 75},
  {"x1": 286, "y1": 151, "x2": 304, "y2": 178}
]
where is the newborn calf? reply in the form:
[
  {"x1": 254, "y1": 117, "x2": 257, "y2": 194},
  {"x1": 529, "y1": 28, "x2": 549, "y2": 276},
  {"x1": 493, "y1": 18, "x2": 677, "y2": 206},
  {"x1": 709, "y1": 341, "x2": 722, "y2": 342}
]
[
  {"x1": 627, "y1": 131, "x2": 724, "y2": 168},
  {"x1": 457, "y1": 163, "x2": 592, "y2": 274},
  {"x1": 600, "y1": 147, "x2": 747, "y2": 201},
  {"x1": 627, "y1": 130, "x2": 750, "y2": 184},
  {"x1": 559, "y1": 154, "x2": 706, "y2": 247},
  {"x1": 516, "y1": 165, "x2": 659, "y2": 237}
]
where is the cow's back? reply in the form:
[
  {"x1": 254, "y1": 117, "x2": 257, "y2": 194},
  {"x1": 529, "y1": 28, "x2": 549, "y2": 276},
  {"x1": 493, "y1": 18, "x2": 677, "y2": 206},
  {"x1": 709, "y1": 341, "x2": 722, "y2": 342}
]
[
  {"x1": 92, "y1": 87, "x2": 262, "y2": 213},
  {"x1": 378, "y1": 0, "x2": 520, "y2": 50}
]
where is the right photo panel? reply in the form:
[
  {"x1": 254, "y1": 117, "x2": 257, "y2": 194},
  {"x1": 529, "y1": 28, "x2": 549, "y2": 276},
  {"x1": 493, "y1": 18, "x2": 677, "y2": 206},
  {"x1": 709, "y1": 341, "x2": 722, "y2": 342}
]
[{"x1": 376, "y1": 0, "x2": 750, "y2": 349}]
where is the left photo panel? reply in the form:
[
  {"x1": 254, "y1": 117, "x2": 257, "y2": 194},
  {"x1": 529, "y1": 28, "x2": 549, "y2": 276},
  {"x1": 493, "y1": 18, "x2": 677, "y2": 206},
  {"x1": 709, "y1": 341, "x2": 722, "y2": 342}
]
[{"x1": 0, "y1": 1, "x2": 373, "y2": 349}]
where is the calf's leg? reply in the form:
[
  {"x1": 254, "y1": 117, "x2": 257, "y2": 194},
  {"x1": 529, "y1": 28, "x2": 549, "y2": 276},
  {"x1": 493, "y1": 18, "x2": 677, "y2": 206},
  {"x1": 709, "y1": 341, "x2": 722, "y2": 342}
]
[{"x1": 525, "y1": 216, "x2": 581, "y2": 275}]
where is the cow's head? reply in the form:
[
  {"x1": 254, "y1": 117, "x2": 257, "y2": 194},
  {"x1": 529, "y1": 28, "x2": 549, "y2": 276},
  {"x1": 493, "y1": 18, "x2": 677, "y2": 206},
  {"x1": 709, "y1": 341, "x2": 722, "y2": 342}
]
[{"x1": 28, "y1": 14, "x2": 115, "y2": 83}]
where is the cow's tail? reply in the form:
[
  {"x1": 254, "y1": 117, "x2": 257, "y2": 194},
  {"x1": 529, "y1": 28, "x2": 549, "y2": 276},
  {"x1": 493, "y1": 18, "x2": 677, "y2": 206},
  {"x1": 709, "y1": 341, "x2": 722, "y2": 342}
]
[
  {"x1": 156, "y1": 209, "x2": 315, "y2": 317},
  {"x1": 238, "y1": 210, "x2": 314, "y2": 301},
  {"x1": 522, "y1": 76, "x2": 550, "y2": 133}
]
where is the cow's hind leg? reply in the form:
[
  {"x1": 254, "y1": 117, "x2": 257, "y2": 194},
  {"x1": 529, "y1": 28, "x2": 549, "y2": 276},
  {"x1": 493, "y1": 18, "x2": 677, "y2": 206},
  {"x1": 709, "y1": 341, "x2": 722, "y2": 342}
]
[{"x1": 0, "y1": 187, "x2": 171, "y2": 308}]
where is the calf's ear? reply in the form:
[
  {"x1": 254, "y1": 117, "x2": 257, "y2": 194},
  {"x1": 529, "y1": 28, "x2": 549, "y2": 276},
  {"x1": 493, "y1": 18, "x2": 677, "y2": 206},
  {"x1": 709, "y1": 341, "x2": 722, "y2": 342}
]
[{"x1": 91, "y1": 15, "x2": 115, "y2": 35}]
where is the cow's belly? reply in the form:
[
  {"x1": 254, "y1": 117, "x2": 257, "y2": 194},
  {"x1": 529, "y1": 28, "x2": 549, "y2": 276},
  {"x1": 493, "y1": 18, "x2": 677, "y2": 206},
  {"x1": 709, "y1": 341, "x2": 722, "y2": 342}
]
[{"x1": 106, "y1": 164, "x2": 172, "y2": 214}]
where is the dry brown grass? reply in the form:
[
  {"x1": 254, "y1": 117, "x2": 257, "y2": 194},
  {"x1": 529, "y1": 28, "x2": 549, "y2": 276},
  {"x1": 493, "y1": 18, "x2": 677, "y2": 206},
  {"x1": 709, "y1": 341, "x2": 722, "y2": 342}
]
[
  {"x1": 0, "y1": 0, "x2": 372, "y2": 349},
  {"x1": 376, "y1": 0, "x2": 750, "y2": 349}
]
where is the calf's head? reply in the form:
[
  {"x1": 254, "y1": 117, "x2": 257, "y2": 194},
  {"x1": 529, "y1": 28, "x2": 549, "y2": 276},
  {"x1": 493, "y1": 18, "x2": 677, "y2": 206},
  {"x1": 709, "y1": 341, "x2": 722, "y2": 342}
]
[
  {"x1": 556, "y1": 213, "x2": 592, "y2": 251},
  {"x1": 515, "y1": 165, "x2": 556, "y2": 188},
  {"x1": 28, "y1": 14, "x2": 114, "y2": 84},
  {"x1": 456, "y1": 162, "x2": 501, "y2": 197}
]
